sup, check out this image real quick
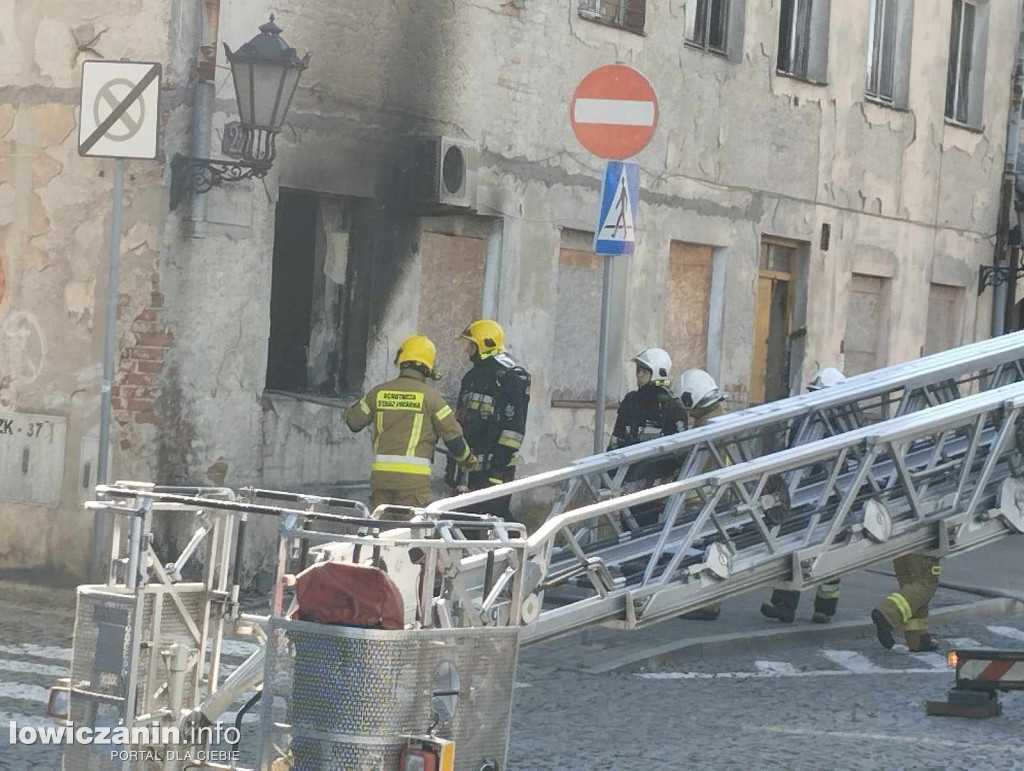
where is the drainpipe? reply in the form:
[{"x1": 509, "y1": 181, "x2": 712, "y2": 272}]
[
  {"x1": 186, "y1": 0, "x2": 220, "y2": 231},
  {"x1": 993, "y1": 174, "x2": 1011, "y2": 337},
  {"x1": 996, "y1": 5, "x2": 1024, "y2": 335}
]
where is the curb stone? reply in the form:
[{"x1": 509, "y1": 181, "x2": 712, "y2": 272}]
[{"x1": 582, "y1": 598, "x2": 1024, "y2": 674}]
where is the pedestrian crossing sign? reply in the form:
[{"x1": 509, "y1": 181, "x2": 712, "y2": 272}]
[{"x1": 594, "y1": 160, "x2": 639, "y2": 256}]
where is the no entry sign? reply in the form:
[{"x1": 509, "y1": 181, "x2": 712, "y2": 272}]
[{"x1": 570, "y1": 64, "x2": 658, "y2": 159}]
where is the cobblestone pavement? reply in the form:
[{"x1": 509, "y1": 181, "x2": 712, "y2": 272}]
[
  {"x1": 0, "y1": 584, "x2": 263, "y2": 770},
  {"x1": 2, "y1": 581, "x2": 1023, "y2": 770},
  {"x1": 510, "y1": 614, "x2": 1024, "y2": 770},
  {"x1": 0, "y1": 586, "x2": 76, "y2": 769}
]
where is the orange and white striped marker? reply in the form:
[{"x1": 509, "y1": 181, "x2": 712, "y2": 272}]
[
  {"x1": 569, "y1": 64, "x2": 659, "y2": 160},
  {"x1": 960, "y1": 656, "x2": 1024, "y2": 685}
]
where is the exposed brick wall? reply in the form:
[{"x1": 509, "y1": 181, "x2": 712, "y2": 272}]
[{"x1": 113, "y1": 272, "x2": 169, "y2": 441}]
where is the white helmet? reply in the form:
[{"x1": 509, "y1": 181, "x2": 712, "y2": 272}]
[
  {"x1": 632, "y1": 347, "x2": 672, "y2": 385},
  {"x1": 674, "y1": 368, "x2": 724, "y2": 410},
  {"x1": 808, "y1": 367, "x2": 846, "y2": 391}
]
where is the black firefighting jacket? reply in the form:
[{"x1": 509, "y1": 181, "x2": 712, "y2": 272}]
[
  {"x1": 454, "y1": 353, "x2": 532, "y2": 486},
  {"x1": 608, "y1": 383, "x2": 688, "y2": 450}
]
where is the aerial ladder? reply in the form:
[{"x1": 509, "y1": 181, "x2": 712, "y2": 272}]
[{"x1": 47, "y1": 333, "x2": 1024, "y2": 769}]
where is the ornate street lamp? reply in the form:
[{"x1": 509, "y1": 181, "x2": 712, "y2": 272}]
[{"x1": 171, "y1": 15, "x2": 311, "y2": 209}]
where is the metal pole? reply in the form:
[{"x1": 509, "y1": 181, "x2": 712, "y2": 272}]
[
  {"x1": 91, "y1": 157, "x2": 124, "y2": 581},
  {"x1": 594, "y1": 253, "x2": 613, "y2": 454},
  {"x1": 994, "y1": 35, "x2": 1024, "y2": 336}
]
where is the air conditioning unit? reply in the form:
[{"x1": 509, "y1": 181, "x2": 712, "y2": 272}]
[{"x1": 410, "y1": 136, "x2": 478, "y2": 210}]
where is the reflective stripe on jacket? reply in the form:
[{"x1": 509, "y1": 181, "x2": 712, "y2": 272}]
[
  {"x1": 345, "y1": 369, "x2": 468, "y2": 491},
  {"x1": 456, "y1": 353, "x2": 532, "y2": 477}
]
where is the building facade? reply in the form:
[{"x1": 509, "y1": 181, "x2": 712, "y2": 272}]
[{"x1": 0, "y1": 0, "x2": 1019, "y2": 578}]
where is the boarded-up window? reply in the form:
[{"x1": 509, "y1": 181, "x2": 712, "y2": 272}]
[
  {"x1": 663, "y1": 242, "x2": 712, "y2": 373},
  {"x1": 553, "y1": 244, "x2": 603, "y2": 401},
  {"x1": 845, "y1": 273, "x2": 890, "y2": 375},
  {"x1": 924, "y1": 283, "x2": 964, "y2": 355},
  {"x1": 418, "y1": 231, "x2": 485, "y2": 400}
]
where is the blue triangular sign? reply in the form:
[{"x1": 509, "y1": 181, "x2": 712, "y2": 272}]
[{"x1": 594, "y1": 161, "x2": 639, "y2": 256}]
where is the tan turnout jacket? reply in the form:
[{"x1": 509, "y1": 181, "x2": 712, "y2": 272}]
[{"x1": 345, "y1": 369, "x2": 468, "y2": 493}]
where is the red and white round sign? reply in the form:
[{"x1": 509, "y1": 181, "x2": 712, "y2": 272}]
[{"x1": 569, "y1": 64, "x2": 659, "y2": 159}]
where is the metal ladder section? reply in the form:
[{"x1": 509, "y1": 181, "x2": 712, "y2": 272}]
[
  {"x1": 424, "y1": 333, "x2": 1024, "y2": 645},
  {"x1": 505, "y1": 382, "x2": 1024, "y2": 644},
  {"x1": 428, "y1": 330, "x2": 1024, "y2": 536}
]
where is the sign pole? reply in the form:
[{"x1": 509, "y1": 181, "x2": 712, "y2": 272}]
[
  {"x1": 590, "y1": 160, "x2": 638, "y2": 454},
  {"x1": 569, "y1": 64, "x2": 656, "y2": 457},
  {"x1": 91, "y1": 156, "x2": 124, "y2": 581},
  {"x1": 594, "y1": 253, "x2": 614, "y2": 454},
  {"x1": 79, "y1": 59, "x2": 160, "y2": 580}
]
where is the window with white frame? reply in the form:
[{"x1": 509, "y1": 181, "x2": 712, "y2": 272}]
[
  {"x1": 865, "y1": 0, "x2": 914, "y2": 108},
  {"x1": 685, "y1": 0, "x2": 729, "y2": 54},
  {"x1": 945, "y1": 0, "x2": 978, "y2": 124},
  {"x1": 777, "y1": 0, "x2": 831, "y2": 83}
]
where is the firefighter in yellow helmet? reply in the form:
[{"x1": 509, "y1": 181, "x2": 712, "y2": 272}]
[
  {"x1": 345, "y1": 334, "x2": 476, "y2": 512},
  {"x1": 447, "y1": 319, "x2": 532, "y2": 519}
]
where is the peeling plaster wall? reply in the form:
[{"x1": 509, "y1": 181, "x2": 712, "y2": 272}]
[
  {"x1": 1, "y1": 0, "x2": 1017, "y2": 575},
  {"x1": 167, "y1": 0, "x2": 1016, "y2": 530},
  {"x1": 0, "y1": 1, "x2": 187, "y2": 576}
]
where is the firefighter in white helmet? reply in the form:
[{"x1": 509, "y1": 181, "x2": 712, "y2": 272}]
[
  {"x1": 760, "y1": 366, "x2": 846, "y2": 624},
  {"x1": 606, "y1": 348, "x2": 688, "y2": 530},
  {"x1": 674, "y1": 368, "x2": 727, "y2": 428},
  {"x1": 673, "y1": 369, "x2": 728, "y2": 621},
  {"x1": 809, "y1": 366, "x2": 846, "y2": 390},
  {"x1": 608, "y1": 348, "x2": 687, "y2": 450}
]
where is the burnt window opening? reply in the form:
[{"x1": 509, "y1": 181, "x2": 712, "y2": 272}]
[
  {"x1": 266, "y1": 189, "x2": 365, "y2": 396},
  {"x1": 578, "y1": 0, "x2": 646, "y2": 35}
]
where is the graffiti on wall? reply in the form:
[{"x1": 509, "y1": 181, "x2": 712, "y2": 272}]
[{"x1": 0, "y1": 310, "x2": 45, "y2": 386}]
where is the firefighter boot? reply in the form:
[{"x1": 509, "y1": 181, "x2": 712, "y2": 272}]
[
  {"x1": 760, "y1": 589, "x2": 797, "y2": 623},
  {"x1": 871, "y1": 609, "x2": 895, "y2": 649},
  {"x1": 760, "y1": 602, "x2": 795, "y2": 623},
  {"x1": 811, "y1": 580, "x2": 840, "y2": 624},
  {"x1": 909, "y1": 633, "x2": 939, "y2": 652},
  {"x1": 905, "y1": 628, "x2": 939, "y2": 652}
]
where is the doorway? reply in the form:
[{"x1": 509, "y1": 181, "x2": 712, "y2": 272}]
[{"x1": 749, "y1": 238, "x2": 801, "y2": 404}]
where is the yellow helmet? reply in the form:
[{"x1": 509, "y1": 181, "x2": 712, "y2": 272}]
[
  {"x1": 394, "y1": 334, "x2": 437, "y2": 372},
  {"x1": 460, "y1": 319, "x2": 505, "y2": 358}
]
